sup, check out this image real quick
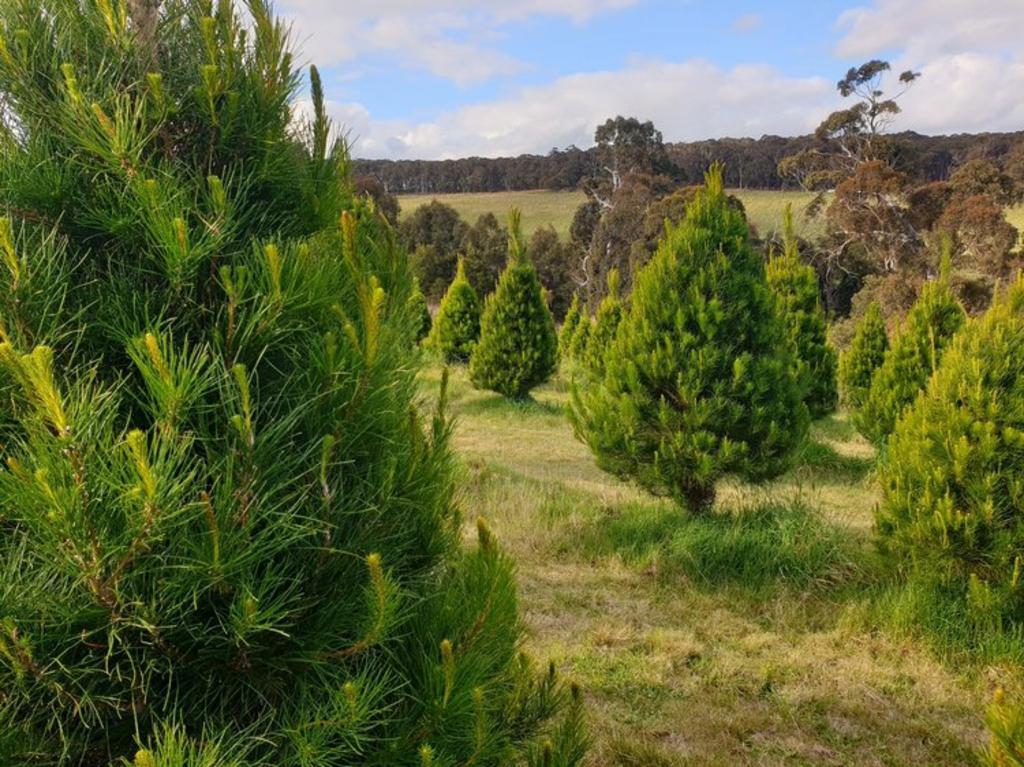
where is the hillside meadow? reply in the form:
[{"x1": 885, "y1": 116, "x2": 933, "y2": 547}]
[
  {"x1": 400, "y1": 190, "x2": 1024, "y2": 249},
  {"x1": 419, "y1": 363, "x2": 1011, "y2": 767},
  {"x1": 399, "y1": 189, "x2": 827, "y2": 240}
]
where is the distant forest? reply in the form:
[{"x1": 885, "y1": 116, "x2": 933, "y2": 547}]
[{"x1": 353, "y1": 131, "x2": 1024, "y2": 193}]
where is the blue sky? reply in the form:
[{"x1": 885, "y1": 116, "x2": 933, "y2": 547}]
[{"x1": 278, "y1": 0, "x2": 1024, "y2": 159}]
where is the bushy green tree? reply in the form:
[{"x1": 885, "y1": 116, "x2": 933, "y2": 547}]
[
  {"x1": 983, "y1": 688, "x2": 1024, "y2": 767},
  {"x1": 559, "y1": 292, "x2": 583, "y2": 357},
  {"x1": 766, "y1": 207, "x2": 838, "y2": 418},
  {"x1": 567, "y1": 311, "x2": 592, "y2": 360},
  {"x1": 0, "y1": 2, "x2": 583, "y2": 764},
  {"x1": 428, "y1": 257, "x2": 481, "y2": 363},
  {"x1": 582, "y1": 268, "x2": 624, "y2": 376},
  {"x1": 570, "y1": 167, "x2": 808, "y2": 512},
  {"x1": 838, "y1": 301, "x2": 889, "y2": 409},
  {"x1": 855, "y1": 271, "x2": 965, "y2": 444},
  {"x1": 877, "y1": 276, "x2": 1024, "y2": 618},
  {"x1": 469, "y1": 211, "x2": 558, "y2": 399},
  {"x1": 410, "y1": 278, "x2": 432, "y2": 343}
]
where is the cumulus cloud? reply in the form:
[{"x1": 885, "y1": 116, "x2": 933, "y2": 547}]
[
  {"x1": 332, "y1": 59, "x2": 834, "y2": 159},
  {"x1": 835, "y1": 0, "x2": 1024, "y2": 134},
  {"x1": 277, "y1": 0, "x2": 638, "y2": 85}
]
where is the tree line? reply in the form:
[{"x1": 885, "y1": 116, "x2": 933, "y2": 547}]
[{"x1": 353, "y1": 129, "x2": 1024, "y2": 194}]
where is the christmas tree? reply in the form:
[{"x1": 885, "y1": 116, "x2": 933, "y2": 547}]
[
  {"x1": 469, "y1": 211, "x2": 559, "y2": 399},
  {"x1": 838, "y1": 302, "x2": 888, "y2": 410},
  {"x1": 0, "y1": 2, "x2": 584, "y2": 763},
  {"x1": 855, "y1": 267, "x2": 965, "y2": 445},
  {"x1": 428, "y1": 257, "x2": 481, "y2": 363},
  {"x1": 765, "y1": 207, "x2": 838, "y2": 418},
  {"x1": 570, "y1": 166, "x2": 807, "y2": 512}
]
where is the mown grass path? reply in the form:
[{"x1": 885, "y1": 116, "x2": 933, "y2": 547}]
[{"x1": 424, "y1": 366, "x2": 997, "y2": 766}]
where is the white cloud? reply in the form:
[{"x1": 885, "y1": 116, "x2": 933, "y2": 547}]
[
  {"x1": 332, "y1": 59, "x2": 835, "y2": 159},
  {"x1": 277, "y1": 0, "x2": 639, "y2": 85},
  {"x1": 835, "y1": 0, "x2": 1024, "y2": 134}
]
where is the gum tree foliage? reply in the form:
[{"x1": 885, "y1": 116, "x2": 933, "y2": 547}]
[
  {"x1": 0, "y1": 1, "x2": 584, "y2": 764},
  {"x1": 854, "y1": 267, "x2": 966, "y2": 445},
  {"x1": 469, "y1": 211, "x2": 559, "y2": 399},
  {"x1": 877, "y1": 277, "x2": 1024, "y2": 625},
  {"x1": 765, "y1": 206, "x2": 839, "y2": 418},
  {"x1": 838, "y1": 301, "x2": 888, "y2": 409},
  {"x1": 569, "y1": 167, "x2": 808, "y2": 513},
  {"x1": 428, "y1": 257, "x2": 481, "y2": 363}
]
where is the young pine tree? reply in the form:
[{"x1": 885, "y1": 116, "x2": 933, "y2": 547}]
[
  {"x1": 428, "y1": 257, "x2": 481, "y2": 362},
  {"x1": 559, "y1": 292, "x2": 583, "y2": 358},
  {"x1": 410, "y1": 277, "x2": 433, "y2": 343},
  {"x1": 855, "y1": 269, "x2": 966, "y2": 445},
  {"x1": 469, "y1": 211, "x2": 559, "y2": 399},
  {"x1": 570, "y1": 166, "x2": 808, "y2": 512},
  {"x1": 838, "y1": 301, "x2": 889, "y2": 410},
  {"x1": 567, "y1": 309, "x2": 592, "y2": 360},
  {"x1": 582, "y1": 268, "x2": 624, "y2": 376},
  {"x1": 877, "y1": 276, "x2": 1024, "y2": 618},
  {"x1": 765, "y1": 207, "x2": 838, "y2": 418},
  {"x1": 0, "y1": 3, "x2": 584, "y2": 764}
]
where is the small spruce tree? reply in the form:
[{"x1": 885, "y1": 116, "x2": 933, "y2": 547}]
[
  {"x1": 855, "y1": 267, "x2": 966, "y2": 445},
  {"x1": 559, "y1": 292, "x2": 583, "y2": 358},
  {"x1": 765, "y1": 207, "x2": 838, "y2": 418},
  {"x1": 0, "y1": 2, "x2": 584, "y2": 763},
  {"x1": 570, "y1": 166, "x2": 808, "y2": 512},
  {"x1": 428, "y1": 256, "x2": 481, "y2": 362},
  {"x1": 582, "y1": 268, "x2": 624, "y2": 376},
  {"x1": 838, "y1": 301, "x2": 889, "y2": 410},
  {"x1": 877, "y1": 276, "x2": 1024, "y2": 615},
  {"x1": 469, "y1": 211, "x2": 559, "y2": 399},
  {"x1": 410, "y1": 277, "x2": 433, "y2": 343}
]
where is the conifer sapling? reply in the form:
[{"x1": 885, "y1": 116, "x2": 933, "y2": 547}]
[
  {"x1": 428, "y1": 256, "x2": 481, "y2": 362},
  {"x1": 570, "y1": 166, "x2": 808, "y2": 512},
  {"x1": 838, "y1": 301, "x2": 889, "y2": 410}
]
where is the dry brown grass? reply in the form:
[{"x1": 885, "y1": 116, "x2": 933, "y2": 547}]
[{"x1": 422, "y1": 365, "x2": 997, "y2": 766}]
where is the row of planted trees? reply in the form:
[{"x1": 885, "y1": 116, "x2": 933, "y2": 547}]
[{"x1": 0, "y1": 1, "x2": 585, "y2": 764}]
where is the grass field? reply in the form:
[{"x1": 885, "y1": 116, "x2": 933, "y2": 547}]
[
  {"x1": 422, "y1": 364, "x2": 1011, "y2": 766},
  {"x1": 398, "y1": 189, "x2": 824, "y2": 240}
]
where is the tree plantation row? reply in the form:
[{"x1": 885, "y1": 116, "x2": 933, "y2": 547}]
[{"x1": 0, "y1": 1, "x2": 1022, "y2": 765}]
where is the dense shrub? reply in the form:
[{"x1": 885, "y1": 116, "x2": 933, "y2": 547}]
[
  {"x1": 470, "y1": 212, "x2": 559, "y2": 398},
  {"x1": 765, "y1": 208, "x2": 838, "y2": 418},
  {"x1": 877, "y1": 277, "x2": 1024, "y2": 621},
  {"x1": 0, "y1": 2, "x2": 583, "y2": 763},
  {"x1": 569, "y1": 167, "x2": 808, "y2": 512},
  {"x1": 582, "y1": 268, "x2": 624, "y2": 376},
  {"x1": 428, "y1": 257, "x2": 481, "y2": 362},
  {"x1": 838, "y1": 301, "x2": 889, "y2": 409},
  {"x1": 855, "y1": 272, "x2": 965, "y2": 444}
]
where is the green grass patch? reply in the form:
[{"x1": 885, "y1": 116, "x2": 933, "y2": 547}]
[{"x1": 574, "y1": 498, "x2": 871, "y2": 594}]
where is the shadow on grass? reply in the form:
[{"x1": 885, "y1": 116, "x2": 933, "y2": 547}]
[
  {"x1": 792, "y1": 439, "x2": 875, "y2": 482},
  {"x1": 459, "y1": 391, "x2": 565, "y2": 419},
  {"x1": 573, "y1": 497, "x2": 876, "y2": 595}
]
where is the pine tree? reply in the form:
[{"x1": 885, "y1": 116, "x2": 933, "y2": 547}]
[
  {"x1": 559, "y1": 292, "x2": 583, "y2": 358},
  {"x1": 0, "y1": 3, "x2": 584, "y2": 763},
  {"x1": 581, "y1": 268, "x2": 624, "y2": 376},
  {"x1": 428, "y1": 257, "x2": 481, "y2": 362},
  {"x1": 410, "y1": 278, "x2": 433, "y2": 343},
  {"x1": 765, "y1": 207, "x2": 838, "y2": 418},
  {"x1": 469, "y1": 211, "x2": 559, "y2": 399},
  {"x1": 838, "y1": 301, "x2": 889, "y2": 410},
  {"x1": 567, "y1": 309, "x2": 592, "y2": 360},
  {"x1": 877, "y1": 276, "x2": 1024, "y2": 613},
  {"x1": 854, "y1": 269, "x2": 966, "y2": 445},
  {"x1": 570, "y1": 166, "x2": 808, "y2": 512}
]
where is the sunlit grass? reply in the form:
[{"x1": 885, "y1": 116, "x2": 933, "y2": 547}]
[{"x1": 423, "y1": 363, "x2": 1002, "y2": 766}]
